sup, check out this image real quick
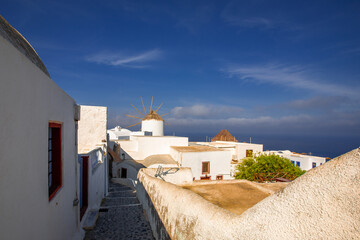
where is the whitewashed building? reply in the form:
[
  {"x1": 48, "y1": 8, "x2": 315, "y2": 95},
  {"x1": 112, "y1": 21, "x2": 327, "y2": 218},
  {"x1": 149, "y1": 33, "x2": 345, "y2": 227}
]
[
  {"x1": 0, "y1": 16, "x2": 82, "y2": 240},
  {"x1": 264, "y1": 150, "x2": 326, "y2": 171},
  {"x1": 170, "y1": 146, "x2": 232, "y2": 180},
  {"x1": 77, "y1": 105, "x2": 109, "y2": 226}
]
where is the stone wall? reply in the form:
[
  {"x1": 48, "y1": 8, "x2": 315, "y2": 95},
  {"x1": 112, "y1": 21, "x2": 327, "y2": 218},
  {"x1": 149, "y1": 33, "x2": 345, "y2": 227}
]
[{"x1": 137, "y1": 148, "x2": 360, "y2": 239}]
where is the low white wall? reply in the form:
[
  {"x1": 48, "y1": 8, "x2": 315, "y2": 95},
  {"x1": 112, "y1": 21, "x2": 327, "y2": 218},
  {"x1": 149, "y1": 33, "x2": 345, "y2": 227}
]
[
  {"x1": 143, "y1": 167, "x2": 193, "y2": 185},
  {"x1": 137, "y1": 148, "x2": 360, "y2": 239}
]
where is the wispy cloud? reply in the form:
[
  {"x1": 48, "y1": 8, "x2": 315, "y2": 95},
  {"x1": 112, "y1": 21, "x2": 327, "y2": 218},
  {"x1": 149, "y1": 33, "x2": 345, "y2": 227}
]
[
  {"x1": 283, "y1": 96, "x2": 347, "y2": 111},
  {"x1": 225, "y1": 64, "x2": 359, "y2": 97},
  {"x1": 86, "y1": 49, "x2": 162, "y2": 68},
  {"x1": 223, "y1": 15, "x2": 275, "y2": 29},
  {"x1": 170, "y1": 104, "x2": 243, "y2": 119}
]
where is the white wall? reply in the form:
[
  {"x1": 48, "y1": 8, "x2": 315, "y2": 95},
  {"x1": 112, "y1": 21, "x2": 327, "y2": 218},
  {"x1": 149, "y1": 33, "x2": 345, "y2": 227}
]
[
  {"x1": 265, "y1": 150, "x2": 326, "y2": 171},
  {"x1": 78, "y1": 105, "x2": 107, "y2": 154},
  {"x1": 141, "y1": 119, "x2": 164, "y2": 136},
  {"x1": 234, "y1": 142, "x2": 263, "y2": 160},
  {"x1": 79, "y1": 148, "x2": 106, "y2": 221},
  {"x1": 180, "y1": 151, "x2": 232, "y2": 180},
  {"x1": 120, "y1": 136, "x2": 188, "y2": 160},
  {"x1": 137, "y1": 149, "x2": 360, "y2": 239},
  {"x1": 77, "y1": 105, "x2": 108, "y2": 223},
  {"x1": 0, "y1": 36, "x2": 81, "y2": 240},
  {"x1": 113, "y1": 161, "x2": 141, "y2": 179},
  {"x1": 195, "y1": 141, "x2": 263, "y2": 161}
]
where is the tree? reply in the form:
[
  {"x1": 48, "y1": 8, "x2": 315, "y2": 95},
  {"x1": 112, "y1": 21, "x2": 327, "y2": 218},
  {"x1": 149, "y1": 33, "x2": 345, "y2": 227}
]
[{"x1": 234, "y1": 153, "x2": 305, "y2": 181}]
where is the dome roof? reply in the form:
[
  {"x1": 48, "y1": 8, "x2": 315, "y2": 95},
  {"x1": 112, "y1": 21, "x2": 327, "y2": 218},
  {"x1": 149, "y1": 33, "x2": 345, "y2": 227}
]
[
  {"x1": 143, "y1": 110, "x2": 164, "y2": 121},
  {"x1": 142, "y1": 154, "x2": 177, "y2": 167},
  {"x1": 0, "y1": 15, "x2": 50, "y2": 77}
]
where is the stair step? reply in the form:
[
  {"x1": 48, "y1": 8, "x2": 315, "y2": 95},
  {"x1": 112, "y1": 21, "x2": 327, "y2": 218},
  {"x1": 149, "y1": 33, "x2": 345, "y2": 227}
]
[
  {"x1": 108, "y1": 191, "x2": 137, "y2": 198},
  {"x1": 109, "y1": 186, "x2": 132, "y2": 191},
  {"x1": 82, "y1": 210, "x2": 99, "y2": 230},
  {"x1": 102, "y1": 197, "x2": 139, "y2": 207}
]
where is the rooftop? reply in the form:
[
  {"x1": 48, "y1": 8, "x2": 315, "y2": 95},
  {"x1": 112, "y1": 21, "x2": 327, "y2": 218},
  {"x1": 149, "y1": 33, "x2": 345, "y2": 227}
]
[
  {"x1": 143, "y1": 110, "x2": 164, "y2": 121},
  {"x1": 212, "y1": 129, "x2": 238, "y2": 142},
  {"x1": 141, "y1": 154, "x2": 178, "y2": 167},
  {"x1": 171, "y1": 145, "x2": 224, "y2": 152}
]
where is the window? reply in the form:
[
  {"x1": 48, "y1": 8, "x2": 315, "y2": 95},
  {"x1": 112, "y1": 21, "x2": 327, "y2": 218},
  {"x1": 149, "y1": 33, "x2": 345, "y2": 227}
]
[
  {"x1": 216, "y1": 175, "x2": 223, "y2": 180},
  {"x1": 312, "y1": 162, "x2": 316, "y2": 168},
  {"x1": 48, "y1": 122, "x2": 62, "y2": 200},
  {"x1": 291, "y1": 161, "x2": 295, "y2": 166},
  {"x1": 246, "y1": 149, "x2": 253, "y2": 157},
  {"x1": 202, "y1": 162, "x2": 210, "y2": 174},
  {"x1": 296, "y1": 161, "x2": 300, "y2": 167}
]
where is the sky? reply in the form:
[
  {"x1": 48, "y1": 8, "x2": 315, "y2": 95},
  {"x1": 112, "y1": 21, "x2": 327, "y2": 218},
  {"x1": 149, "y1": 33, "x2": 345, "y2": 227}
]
[{"x1": 2, "y1": 0, "x2": 360, "y2": 158}]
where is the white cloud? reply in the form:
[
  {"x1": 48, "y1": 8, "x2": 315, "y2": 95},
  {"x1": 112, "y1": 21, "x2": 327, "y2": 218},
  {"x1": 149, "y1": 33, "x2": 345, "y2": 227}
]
[
  {"x1": 86, "y1": 49, "x2": 162, "y2": 68},
  {"x1": 167, "y1": 114, "x2": 311, "y2": 127},
  {"x1": 226, "y1": 64, "x2": 359, "y2": 97},
  {"x1": 223, "y1": 15, "x2": 275, "y2": 29},
  {"x1": 170, "y1": 104, "x2": 243, "y2": 118}
]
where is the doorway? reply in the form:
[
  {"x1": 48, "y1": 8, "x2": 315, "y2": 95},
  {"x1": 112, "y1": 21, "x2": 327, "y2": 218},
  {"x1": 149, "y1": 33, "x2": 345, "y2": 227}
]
[
  {"x1": 80, "y1": 156, "x2": 89, "y2": 220},
  {"x1": 121, "y1": 168, "x2": 127, "y2": 178}
]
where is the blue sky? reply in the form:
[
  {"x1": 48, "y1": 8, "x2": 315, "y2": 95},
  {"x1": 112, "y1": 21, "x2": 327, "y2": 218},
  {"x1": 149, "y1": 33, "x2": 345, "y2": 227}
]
[{"x1": 2, "y1": 0, "x2": 360, "y2": 157}]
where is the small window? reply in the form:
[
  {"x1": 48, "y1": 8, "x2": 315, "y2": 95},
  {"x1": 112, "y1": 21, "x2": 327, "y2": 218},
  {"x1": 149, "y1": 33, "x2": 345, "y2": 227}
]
[
  {"x1": 296, "y1": 161, "x2": 300, "y2": 167},
  {"x1": 246, "y1": 150, "x2": 253, "y2": 157},
  {"x1": 202, "y1": 162, "x2": 210, "y2": 174},
  {"x1": 312, "y1": 162, "x2": 316, "y2": 168},
  {"x1": 216, "y1": 175, "x2": 223, "y2": 180},
  {"x1": 48, "y1": 122, "x2": 62, "y2": 200},
  {"x1": 291, "y1": 161, "x2": 295, "y2": 166}
]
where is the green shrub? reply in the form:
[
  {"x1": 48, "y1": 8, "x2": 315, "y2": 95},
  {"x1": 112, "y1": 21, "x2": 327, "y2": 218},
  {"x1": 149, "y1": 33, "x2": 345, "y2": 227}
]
[{"x1": 235, "y1": 153, "x2": 305, "y2": 181}]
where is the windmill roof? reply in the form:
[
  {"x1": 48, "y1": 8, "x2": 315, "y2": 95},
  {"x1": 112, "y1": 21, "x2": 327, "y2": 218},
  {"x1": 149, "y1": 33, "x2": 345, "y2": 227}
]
[
  {"x1": 211, "y1": 129, "x2": 238, "y2": 142},
  {"x1": 143, "y1": 110, "x2": 164, "y2": 121}
]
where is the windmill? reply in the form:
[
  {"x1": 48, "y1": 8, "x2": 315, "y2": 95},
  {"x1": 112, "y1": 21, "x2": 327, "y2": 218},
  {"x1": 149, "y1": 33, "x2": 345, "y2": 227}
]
[{"x1": 125, "y1": 97, "x2": 168, "y2": 136}]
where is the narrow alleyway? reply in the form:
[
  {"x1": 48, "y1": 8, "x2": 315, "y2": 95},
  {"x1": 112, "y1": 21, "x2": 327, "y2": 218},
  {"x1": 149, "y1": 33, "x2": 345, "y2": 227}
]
[{"x1": 85, "y1": 181, "x2": 154, "y2": 240}]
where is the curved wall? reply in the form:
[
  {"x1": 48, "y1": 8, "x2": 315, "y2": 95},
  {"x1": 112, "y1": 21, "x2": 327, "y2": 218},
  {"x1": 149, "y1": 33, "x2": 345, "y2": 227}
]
[
  {"x1": 142, "y1": 120, "x2": 164, "y2": 136},
  {"x1": 137, "y1": 148, "x2": 360, "y2": 239}
]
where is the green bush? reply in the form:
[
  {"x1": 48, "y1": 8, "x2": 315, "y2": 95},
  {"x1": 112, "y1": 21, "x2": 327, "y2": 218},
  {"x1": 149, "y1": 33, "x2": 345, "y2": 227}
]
[{"x1": 234, "y1": 153, "x2": 305, "y2": 181}]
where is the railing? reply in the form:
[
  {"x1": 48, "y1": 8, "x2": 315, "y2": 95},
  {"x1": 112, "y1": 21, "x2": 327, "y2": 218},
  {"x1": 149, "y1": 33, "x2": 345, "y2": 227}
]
[{"x1": 254, "y1": 172, "x2": 295, "y2": 183}]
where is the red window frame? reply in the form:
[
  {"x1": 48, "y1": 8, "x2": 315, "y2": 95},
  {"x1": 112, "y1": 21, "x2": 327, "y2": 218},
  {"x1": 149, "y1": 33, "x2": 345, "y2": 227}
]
[
  {"x1": 202, "y1": 161, "x2": 210, "y2": 174},
  {"x1": 48, "y1": 122, "x2": 62, "y2": 200}
]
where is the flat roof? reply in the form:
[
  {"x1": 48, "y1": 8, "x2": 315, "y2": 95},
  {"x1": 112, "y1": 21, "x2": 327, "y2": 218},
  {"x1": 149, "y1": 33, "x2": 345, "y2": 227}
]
[
  {"x1": 133, "y1": 135, "x2": 187, "y2": 138},
  {"x1": 171, "y1": 145, "x2": 224, "y2": 152}
]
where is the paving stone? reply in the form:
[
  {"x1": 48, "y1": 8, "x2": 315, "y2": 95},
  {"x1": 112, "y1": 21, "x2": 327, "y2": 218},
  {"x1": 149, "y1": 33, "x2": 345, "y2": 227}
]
[{"x1": 84, "y1": 182, "x2": 154, "y2": 240}]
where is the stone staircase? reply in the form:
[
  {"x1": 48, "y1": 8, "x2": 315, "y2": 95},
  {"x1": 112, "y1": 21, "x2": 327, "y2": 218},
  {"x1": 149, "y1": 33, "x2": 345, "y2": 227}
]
[{"x1": 84, "y1": 181, "x2": 154, "y2": 240}]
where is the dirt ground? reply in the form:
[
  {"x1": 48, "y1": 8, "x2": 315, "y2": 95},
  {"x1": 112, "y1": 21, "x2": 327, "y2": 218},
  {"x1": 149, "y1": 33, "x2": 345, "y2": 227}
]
[{"x1": 182, "y1": 182, "x2": 288, "y2": 215}]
